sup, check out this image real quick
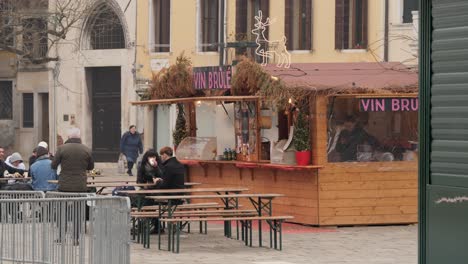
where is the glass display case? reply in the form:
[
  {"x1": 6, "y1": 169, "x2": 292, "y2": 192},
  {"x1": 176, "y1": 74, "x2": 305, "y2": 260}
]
[{"x1": 175, "y1": 137, "x2": 217, "y2": 160}]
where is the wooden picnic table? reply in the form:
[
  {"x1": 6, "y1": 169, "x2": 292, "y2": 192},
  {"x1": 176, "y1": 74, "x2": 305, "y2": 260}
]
[
  {"x1": 47, "y1": 180, "x2": 201, "y2": 194},
  {"x1": 118, "y1": 187, "x2": 248, "y2": 196},
  {"x1": 121, "y1": 187, "x2": 248, "y2": 214},
  {"x1": 148, "y1": 193, "x2": 284, "y2": 248}
]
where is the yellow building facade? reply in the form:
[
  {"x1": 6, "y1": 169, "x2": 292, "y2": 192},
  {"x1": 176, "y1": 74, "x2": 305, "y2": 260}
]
[
  {"x1": 135, "y1": 0, "x2": 386, "y2": 81},
  {"x1": 135, "y1": 0, "x2": 390, "y2": 149}
]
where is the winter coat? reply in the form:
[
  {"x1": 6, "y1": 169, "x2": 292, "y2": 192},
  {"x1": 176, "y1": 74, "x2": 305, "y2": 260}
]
[
  {"x1": 156, "y1": 157, "x2": 186, "y2": 190},
  {"x1": 137, "y1": 163, "x2": 162, "y2": 187},
  {"x1": 30, "y1": 156, "x2": 58, "y2": 191},
  {"x1": 120, "y1": 132, "x2": 143, "y2": 163},
  {"x1": 51, "y1": 138, "x2": 94, "y2": 192},
  {"x1": 0, "y1": 160, "x2": 26, "y2": 188}
]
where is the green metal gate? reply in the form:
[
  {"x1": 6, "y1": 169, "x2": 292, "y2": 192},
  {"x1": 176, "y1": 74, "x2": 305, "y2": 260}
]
[{"x1": 420, "y1": 0, "x2": 468, "y2": 263}]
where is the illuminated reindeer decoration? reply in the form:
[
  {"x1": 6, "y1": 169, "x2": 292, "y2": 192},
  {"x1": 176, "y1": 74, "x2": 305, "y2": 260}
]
[{"x1": 251, "y1": 10, "x2": 291, "y2": 68}]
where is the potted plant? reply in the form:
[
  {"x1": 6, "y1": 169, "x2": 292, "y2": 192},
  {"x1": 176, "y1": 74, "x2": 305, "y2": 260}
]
[{"x1": 293, "y1": 111, "x2": 311, "y2": 166}]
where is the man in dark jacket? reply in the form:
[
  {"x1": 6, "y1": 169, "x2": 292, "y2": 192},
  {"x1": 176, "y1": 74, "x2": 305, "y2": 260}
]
[
  {"x1": 120, "y1": 125, "x2": 143, "y2": 176},
  {"x1": 336, "y1": 116, "x2": 378, "y2": 161},
  {"x1": 51, "y1": 128, "x2": 94, "y2": 192},
  {"x1": 0, "y1": 146, "x2": 27, "y2": 189},
  {"x1": 155, "y1": 146, "x2": 185, "y2": 190}
]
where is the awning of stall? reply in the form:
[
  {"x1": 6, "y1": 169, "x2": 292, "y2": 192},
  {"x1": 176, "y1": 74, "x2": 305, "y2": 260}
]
[{"x1": 264, "y1": 62, "x2": 418, "y2": 97}]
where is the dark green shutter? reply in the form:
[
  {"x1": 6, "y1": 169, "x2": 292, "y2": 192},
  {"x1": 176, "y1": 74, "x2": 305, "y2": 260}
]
[
  {"x1": 431, "y1": 0, "x2": 468, "y2": 188},
  {"x1": 421, "y1": 1, "x2": 468, "y2": 263}
]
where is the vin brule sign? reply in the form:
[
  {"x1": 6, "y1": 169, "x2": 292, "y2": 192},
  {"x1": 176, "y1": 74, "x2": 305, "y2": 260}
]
[
  {"x1": 359, "y1": 98, "x2": 419, "y2": 112},
  {"x1": 193, "y1": 66, "x2": 232, "y2": 90}
]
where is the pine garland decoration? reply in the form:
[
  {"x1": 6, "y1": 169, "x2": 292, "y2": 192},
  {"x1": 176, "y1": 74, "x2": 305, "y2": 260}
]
[
  {"x1": 293, "y1": 111, "x2": 310, "y2": 151},
  {"x1": 148, "y1": 52, "x2": 196, "y2": 100},
  {"x1": 173, "y1": 104, "x2": 188, "y2": 147}
]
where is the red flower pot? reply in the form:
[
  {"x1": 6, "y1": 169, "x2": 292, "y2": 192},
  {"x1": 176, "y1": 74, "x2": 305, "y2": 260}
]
[{"x1": 295, "y1": 151, "x2": 311, "y2": 166}]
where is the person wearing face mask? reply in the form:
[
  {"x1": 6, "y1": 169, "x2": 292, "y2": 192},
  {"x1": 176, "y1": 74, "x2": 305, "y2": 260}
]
[{"x1": 137, "y1": 149, "x2": 162, "y2": 188}]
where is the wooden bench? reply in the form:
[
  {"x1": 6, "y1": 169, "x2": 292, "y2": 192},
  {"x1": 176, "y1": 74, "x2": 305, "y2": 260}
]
[
  {"x1": 130, "y1": 208, "x2": 254, "y2": 247},
  {"x1": 135, "y1": 202, "x2": 220, "y2": 211},
  {"x1": 160, "y1": 215, "x2": 294, "y2": 253}
]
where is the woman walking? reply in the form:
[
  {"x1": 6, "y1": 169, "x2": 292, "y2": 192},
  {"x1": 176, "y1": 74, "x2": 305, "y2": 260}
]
[{"x1": 120, "y1": 125, "x2": 143, "y2": 176}]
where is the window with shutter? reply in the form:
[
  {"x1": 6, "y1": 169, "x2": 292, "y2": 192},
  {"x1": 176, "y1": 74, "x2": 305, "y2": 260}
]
[
  {"x1": 200, "y1": 0, "x2": 220, "y2": 52},
  {"x1": 285, "y1": 0, "x2": 312, "y2": 51},
  {"x1": 22, "y1": 93, "x2": 34, "y2": 128},
  {"x1": 151, "y1": 0, "x2": 171, "y2": 52},
  {"x1": 335, "y1": 0, "x2": 367, "y2": 50},
  {"x1": 0, "y1": 81, "x2": 12, "y2": 120},
  {"x1": 235, "y1": 0, "x2": 269, "y2": 58}
]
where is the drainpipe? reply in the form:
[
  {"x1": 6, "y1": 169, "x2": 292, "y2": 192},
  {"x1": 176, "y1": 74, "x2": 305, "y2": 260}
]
[
  {"x1": 219, "y1": 0, "x2": 226, "y2": 66},
  {"x1": 133, "y1": 0, "x2": 138, "y2": 132},
  {"x1": 384, "y1": 0, "x2": 389, "y2": 62}
]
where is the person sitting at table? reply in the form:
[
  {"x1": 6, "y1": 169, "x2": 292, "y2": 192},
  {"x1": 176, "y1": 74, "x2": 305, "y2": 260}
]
[
  {"x1": 0, "y1": 146, "x2": 27, "y2": 189},
  {"x1": 137, "y1": 149, "x2": 163, "y2": 189},
  {"x1": 155, "y1": 146, "x2": 186, "y2": 191},
  {"x1": 5, "y1": 152, "x2": 26, "y2": 171},
  {"x1": 30, "y1": 146, "x2": 58, "y2": 192}
]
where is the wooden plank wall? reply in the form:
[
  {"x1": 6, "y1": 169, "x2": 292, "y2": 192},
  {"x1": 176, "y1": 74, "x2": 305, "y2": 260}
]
[
  {"x1": 187, "y1": 165, "x2": 320, "y2": 225},
  {"x1": 318, "y1": 162, "x2": 418, "y2": 225},
  {"x1": 313, "y1": 96, "x2": 418, "y2": 226}
]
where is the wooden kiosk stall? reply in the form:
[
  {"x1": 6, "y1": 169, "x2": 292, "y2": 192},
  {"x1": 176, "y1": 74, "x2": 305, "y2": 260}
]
[{"x1": 134, "y1": 59, "x2": 418, "y2": 226}]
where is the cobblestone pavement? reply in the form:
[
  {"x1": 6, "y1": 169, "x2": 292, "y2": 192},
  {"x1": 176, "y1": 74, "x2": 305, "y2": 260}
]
[
  {"x1": 130, "y1": 222, "x2": 417, "y2": 264},
  {"x1": 93, "y1": 164, "x2": 417, "y2": 264}
]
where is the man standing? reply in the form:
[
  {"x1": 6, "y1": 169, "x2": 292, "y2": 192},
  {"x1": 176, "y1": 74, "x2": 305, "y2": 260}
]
[
  {"x1": 120, "y1": 125, "x2": 143, "y2": 176},
  {"x1": 52, "y1": 128, "x2": 94, "y2": 192},
  {"x1": 336, "y1": 115, "x2": 378, "y2": 161},
  {"x1": 155, "y1": 146, "x2": 185, "y2": 190}
]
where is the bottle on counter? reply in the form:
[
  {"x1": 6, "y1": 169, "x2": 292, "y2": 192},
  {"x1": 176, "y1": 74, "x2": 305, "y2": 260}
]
[
  {"x1": 231, "y1": 149, "x2": 237, "y2": 160},
  {"x1": 223, "y1": 148, "x2": 228, "y2": 160},
  {"x1": 227, "y1": 148, "x2": 232, "y2": 160}
]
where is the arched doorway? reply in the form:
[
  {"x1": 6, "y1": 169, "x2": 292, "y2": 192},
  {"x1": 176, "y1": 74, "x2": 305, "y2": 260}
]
[{"x1": 84, "y1": 2, "x2": 127, "y2": 161}]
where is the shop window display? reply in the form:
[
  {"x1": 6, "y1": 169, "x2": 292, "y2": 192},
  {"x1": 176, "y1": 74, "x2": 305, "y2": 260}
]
[{"x1": 327, "y1": 97, "x2": 418, "y2": 163}]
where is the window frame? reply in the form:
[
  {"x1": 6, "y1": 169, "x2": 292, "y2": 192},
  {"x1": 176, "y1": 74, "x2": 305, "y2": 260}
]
[
  {"x1": 0, "y1": 0, "x2": 15, "y2": 48},
  {"x1": 285, "y1": 0, "x2": 313, "y2": 52},
  {"x1": 22, "y1": 17, "x2": 49, "y2": 59},
  {"x1": 149, "y1": 0, "x2": 171, "y2": 54},
  {"x1": 197, "y1": 0, "x2": 222, "y2": 53},
  {"x1": 334, "y1": 0, "x2": 368, "y2": 50},
  {"x1": 0, "y1": 80, "x2": 13, "y2": 120},
  {"x1": 402, "y1": 0, "x2": 418, "y2": 24},
  {"x1": 327, "y1": 96, "x2": 419, "y2": 163},
  {"x1": 235, "y1": 0, "x2": 270, "y2": 61},
  {"x1": 88, "y1": 4, "x2": 126, "y2": 50},
  {"x1": 22, "y1": 93, "x2": 34, "y2": 128}
]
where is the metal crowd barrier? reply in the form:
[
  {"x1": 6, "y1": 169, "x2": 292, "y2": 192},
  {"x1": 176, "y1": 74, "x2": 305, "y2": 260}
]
[
  {"x1": 0, "y1": 190, "x2": 45, "y2": 199},
  {"x1": 0, "y1": 196, "x2": 130, "y2": 264}
]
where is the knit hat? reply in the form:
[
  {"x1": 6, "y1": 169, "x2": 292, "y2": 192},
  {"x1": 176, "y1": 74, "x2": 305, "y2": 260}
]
[
  {"x1": 36, "y1": 146, "x2": 49, "y2": 158},
  {"x1": 38, "y1": 141, "x2": 48, "y2": 149},
  {"x1": 9, "y1": 152, "x2": 23, "y2": 163}
]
